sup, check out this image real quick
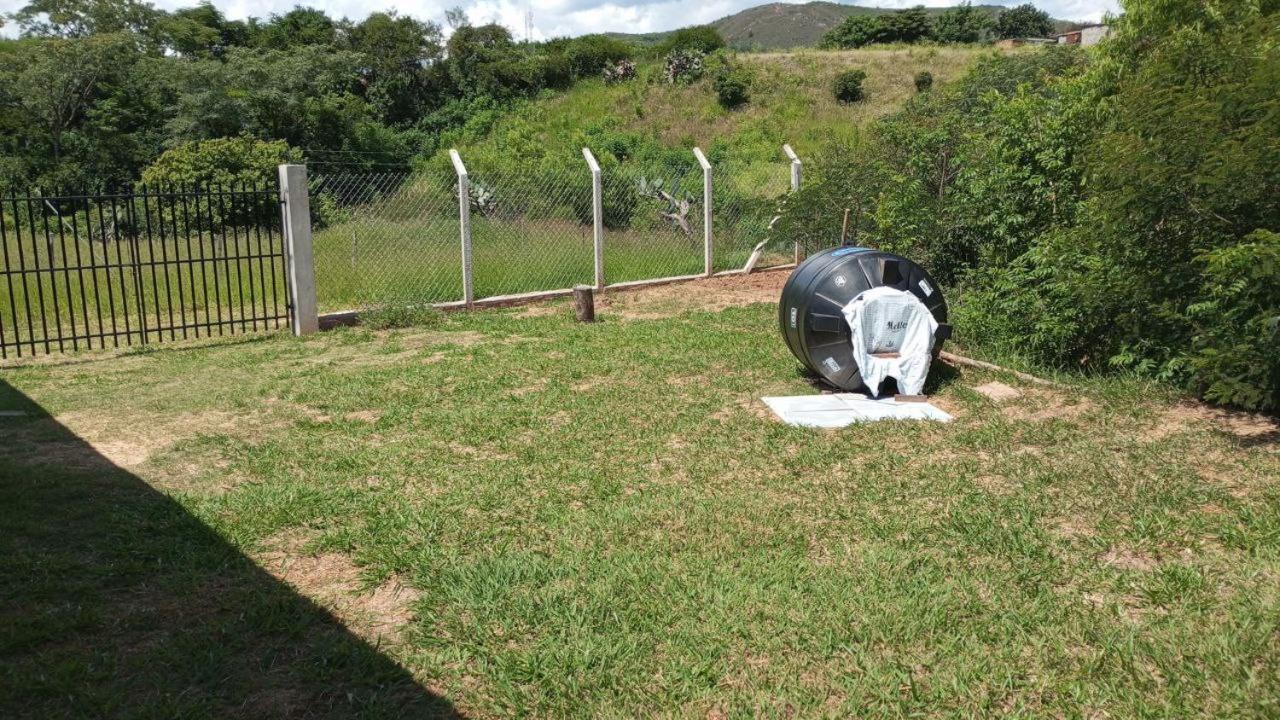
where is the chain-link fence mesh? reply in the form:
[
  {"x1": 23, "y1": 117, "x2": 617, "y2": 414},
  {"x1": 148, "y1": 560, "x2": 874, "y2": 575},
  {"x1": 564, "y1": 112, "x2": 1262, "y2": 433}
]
[
  {"x1": 306, "y1": 151, "x2": 800, "y2": 313},
  {"x1": 604, "y1": 163, "x2": 705, "y2": 284},
  {"x1": 309, "y1": 170, "x2": 461, "y2": 311},
  {"x1": 713, "y1": 160, "x2": 793, "y2": 273},
  {"x1": 466, "y1": 164, "x2": 593, "y2": 297}
]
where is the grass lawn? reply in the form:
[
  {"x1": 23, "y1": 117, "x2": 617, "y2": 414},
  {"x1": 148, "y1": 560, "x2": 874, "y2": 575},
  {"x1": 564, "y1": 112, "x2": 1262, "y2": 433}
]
[{"x1": 2, "y1": 273, "x2": 1278, "y2": 718}]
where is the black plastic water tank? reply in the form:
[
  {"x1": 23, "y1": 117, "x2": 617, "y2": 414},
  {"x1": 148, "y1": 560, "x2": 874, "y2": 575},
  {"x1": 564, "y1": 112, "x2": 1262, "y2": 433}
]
[{"x1": 779, "y1": 246, "x2": 950, "y2": 392}]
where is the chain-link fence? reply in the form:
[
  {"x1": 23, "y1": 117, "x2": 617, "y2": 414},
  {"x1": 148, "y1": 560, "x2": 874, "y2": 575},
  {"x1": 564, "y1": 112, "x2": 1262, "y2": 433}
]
[
  {"x1": 306, "y1": 147, "x2": 802, "y2": 313},
  {"x1": 309, "y1": 170, "x2": 461, "y2": 311}
]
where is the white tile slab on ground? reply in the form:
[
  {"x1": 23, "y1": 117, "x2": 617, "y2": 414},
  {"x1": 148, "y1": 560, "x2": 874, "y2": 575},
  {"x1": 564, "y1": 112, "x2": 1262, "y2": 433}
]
[{"x1": 761, "y1": 393, "x2": 952, "y2": 428}]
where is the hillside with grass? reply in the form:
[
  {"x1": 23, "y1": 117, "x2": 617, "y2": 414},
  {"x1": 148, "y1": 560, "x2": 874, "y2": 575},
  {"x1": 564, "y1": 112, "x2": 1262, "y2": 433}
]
[
  {"x1": 440, "y1": 45, "x2": 994, "y2": 177},
  {"x1": 609, "y1": 2, "x2": 1081, "y2": 50}
]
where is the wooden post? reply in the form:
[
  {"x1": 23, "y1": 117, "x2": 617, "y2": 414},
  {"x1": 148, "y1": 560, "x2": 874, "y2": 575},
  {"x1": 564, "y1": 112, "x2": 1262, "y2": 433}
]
[
  {"x1": 841, "y1": 208, "x2": 851, "y2": 245},
  {"x1": 582, "y1": 147, "x2": 604, "y2": 290},
  {"x1": 278, "y1": 164, "x2": 318, "y2": 336},
  {"x1": 784, "y1": 144, "x2": 803, "y2": 264},
  {"x1": 450, "y1": 149, "x2": 474, "y2": 306},
  {"x1": 572, "y1": 285, "x2": 595, "y2": 322},
  {"x1": 693, "y1": 147, "x2": 713, "y2": 276}
]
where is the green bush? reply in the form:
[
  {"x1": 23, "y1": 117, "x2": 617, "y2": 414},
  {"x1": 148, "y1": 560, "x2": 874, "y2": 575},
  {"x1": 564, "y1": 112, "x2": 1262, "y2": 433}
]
[
  {"x1": 713, "y1": 65, "x2": 752, "y2": 109},
  {"x1": 914, "y1": 71, "x2": 933, "y2": 92},
  {"x1": 832, "y1": 69, "x2": 867, "y2": 103},
  {"x1": 1188, "y1": 231, "x2": 1280, "y2": 410},
  {"x1": 140, "y1": 136, "x2": 301, "y2": 190},
  {"x1": 657, "y1": 26, "x2": 725, "y2": 55}
]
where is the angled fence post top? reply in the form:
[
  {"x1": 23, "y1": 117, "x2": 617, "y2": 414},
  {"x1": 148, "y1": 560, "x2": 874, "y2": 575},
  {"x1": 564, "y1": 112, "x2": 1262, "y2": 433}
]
[
  {"x1": 449, "y1": 148, "x2": 469, "y2": 178},
  {"x1": 692, "y1": 147, "x2": 712, "y2": 171},
  {"x1": 582, "y1": 147, "x2": 601, "y2": 173},
  {"x1": 783, "y1": 144, "x2": 801, "y2": 166}
]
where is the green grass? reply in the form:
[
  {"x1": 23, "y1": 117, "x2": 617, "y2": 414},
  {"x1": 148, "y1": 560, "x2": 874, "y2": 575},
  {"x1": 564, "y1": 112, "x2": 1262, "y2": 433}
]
[{"x1": 2, "y1": 290, "x2": 1277, "y2": 717}]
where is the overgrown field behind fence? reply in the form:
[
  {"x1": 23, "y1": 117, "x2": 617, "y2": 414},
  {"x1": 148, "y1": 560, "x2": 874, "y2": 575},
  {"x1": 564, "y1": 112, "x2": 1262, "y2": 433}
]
[{"x1": 308, "y1": 146, "x2": 799, "y2": 312}]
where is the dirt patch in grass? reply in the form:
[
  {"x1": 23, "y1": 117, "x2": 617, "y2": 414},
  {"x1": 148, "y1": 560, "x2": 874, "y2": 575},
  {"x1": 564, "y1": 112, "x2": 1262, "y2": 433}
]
[
  {"x1": 258, "y1": 529, "x2": 421, "y2": 647},
  {"x1": 4, "y1": 409, "x2": 247, "y2": 470},
  {"x1": 1099, "y1": 546, "x2": 1157, "y2": 572},
  {"x1": 1148, "y1": 402, "x2": 1279, "y2": 445},
  {"x1": 975, "y1": 381, "x2": 1022, "y2": 402},
  {"x1": 1003, "y1": 388, "x2": 1095, "y2": 423},
  {"x1": 597, "y1": 271, "x2": 788, "y2": 320}
]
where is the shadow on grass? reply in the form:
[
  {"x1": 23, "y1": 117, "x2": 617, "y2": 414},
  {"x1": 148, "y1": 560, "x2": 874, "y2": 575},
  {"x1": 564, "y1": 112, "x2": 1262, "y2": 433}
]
[
  {"x1": 791, "y1": 354, "x2": 963, "y2": 396},
  {"x1": 0, "y1": 380, "x2": 460, "y2": 719}
]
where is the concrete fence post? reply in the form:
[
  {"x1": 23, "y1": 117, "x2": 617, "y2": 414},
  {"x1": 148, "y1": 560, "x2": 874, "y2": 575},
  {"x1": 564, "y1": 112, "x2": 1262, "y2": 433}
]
[
  {"x1": 693, "y1": 147, "x2": 713, "y2": 276},
  {"x1": 450, "y1": 149, "x2": 474, "y2": 305},
  {"x1": 582, "y1": 147, "x2": 604, "y2": 290},
  {"x1": 783, "y1": 144, "x2": 803, "y2": 264},
  {"x1": 278, "y1": 164, "x2": 318, "y2": 336}
]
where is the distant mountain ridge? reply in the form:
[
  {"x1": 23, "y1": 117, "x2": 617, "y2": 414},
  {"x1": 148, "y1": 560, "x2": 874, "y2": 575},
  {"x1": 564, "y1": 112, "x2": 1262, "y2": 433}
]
[{"x1": 608, "y1": 2, "x2": 1083, "y2": 50}]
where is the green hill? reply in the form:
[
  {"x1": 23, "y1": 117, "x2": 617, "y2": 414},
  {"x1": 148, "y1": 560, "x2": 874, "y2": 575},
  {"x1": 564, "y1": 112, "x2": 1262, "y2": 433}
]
[
  {"x1": 609, "y1": 2, "x2": 1083, "y2": 50},
  {"x1": 443, "y1": 45, "x2": 995, "y2": 174}
]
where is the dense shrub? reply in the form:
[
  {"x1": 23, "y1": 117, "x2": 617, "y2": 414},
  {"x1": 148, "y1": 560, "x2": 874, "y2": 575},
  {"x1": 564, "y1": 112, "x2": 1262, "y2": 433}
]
[
  {"x1": 657, "y1": 26, "x2": 725, "y2": 55},
  {"x1": 821, "y1": 7, "x2": 934, "y2": 49},
  {"x1": 664, "y1": 49, "x2": 705, "y2": 84},
  {"x1": 140, "y1": 136, "x2": 301, "y2": 189},
  {"x1": 548, "y1": 34, "x2": 634, "y2": 79},
  {"x1": 797, "y1": 0, "x2": 1280, "y2": 408},
  {"x1": 832, "y1": 69, "x2": 867, "y2": 103},
  {"x1": 713, "y1": 65, "x2": 752, "y2": 109},
  {"x1": 994, "y1": 3, "x2": 1052, "y2": 39},
  {"x1": 913, "y1": 71, "x2": 933, "y2": 92},
  {"x1": 934, "y1": 3, "x2": 992, "y2": 43}
]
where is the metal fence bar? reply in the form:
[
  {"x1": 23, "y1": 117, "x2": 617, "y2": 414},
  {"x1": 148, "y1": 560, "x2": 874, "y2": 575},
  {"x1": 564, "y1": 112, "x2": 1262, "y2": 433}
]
[
  {"x1": 450, "y1": 149, "x2": 474, "y2": 306},
  {"x1": 693, "y1": 147, "x2": 713, "y2": 277},
  {"x1": 0, "y1": 184, "x2": 290, "y2": 358},
  {"x1": 583, "y1": 147, "x2": 604, "y2": 290}
]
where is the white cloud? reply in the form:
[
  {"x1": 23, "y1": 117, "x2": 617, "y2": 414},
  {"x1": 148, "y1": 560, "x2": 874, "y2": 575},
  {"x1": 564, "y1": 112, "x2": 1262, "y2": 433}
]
[{"x1": 0, "y1": 0, "x2": 1121, "y2": 41}]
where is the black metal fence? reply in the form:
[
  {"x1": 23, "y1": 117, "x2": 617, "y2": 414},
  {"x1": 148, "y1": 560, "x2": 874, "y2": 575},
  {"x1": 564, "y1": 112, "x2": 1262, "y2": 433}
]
[{"x1": 0, "y1": 183, "x2": 291, "y2": 358}]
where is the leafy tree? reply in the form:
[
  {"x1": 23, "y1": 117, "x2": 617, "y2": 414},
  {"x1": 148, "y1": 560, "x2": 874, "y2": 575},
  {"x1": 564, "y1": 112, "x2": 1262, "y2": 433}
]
[
  {"x1": 994, "y1": 3, "x2": 1052, "y2": 39},
  {"x1": 658, "y1": 25, "x2": 725, "y2": 55},
  {"x1": 9, "y1": 0, "x2": 161, "y2": 39},
  {"x1": 252, "y1": 6, "x2": 336, "y2": 49},
  {"x1": 0, "y1": 33, "x2": 133, "y2": 167},
  {"x1": 885, "y1": 6, "x2": 933, "y2": 43},
  {"x1": 934, "y1": 2, "x2": 991, "y2": 43},
  {"x1": 347, "y1": 12, "x2": 443, "y2": 125},
  {"x1": 159, "y1": 2, "x2": 249, "y2": 57},
  {"x1": 821, "y1": 15, "x2": 889, "y2": 49}
]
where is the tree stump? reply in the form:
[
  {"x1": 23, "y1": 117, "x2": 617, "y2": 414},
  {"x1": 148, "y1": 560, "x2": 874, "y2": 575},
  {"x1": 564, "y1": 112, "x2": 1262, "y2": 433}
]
[{"x1": 573, "y1": 285, "x2": 595, "y2": 323}]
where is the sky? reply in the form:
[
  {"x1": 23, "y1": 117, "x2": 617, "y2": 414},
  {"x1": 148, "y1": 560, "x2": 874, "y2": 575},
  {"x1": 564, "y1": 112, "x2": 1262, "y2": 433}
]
[{"x1": 0, "y1": 0, "x2": 1122, "y2": 40}]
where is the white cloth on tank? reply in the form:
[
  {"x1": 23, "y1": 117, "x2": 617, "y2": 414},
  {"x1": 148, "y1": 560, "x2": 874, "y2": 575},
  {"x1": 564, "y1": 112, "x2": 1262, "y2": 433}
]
[{"x1": 840, "y1": 286, "x2": 938, "y2": 396}]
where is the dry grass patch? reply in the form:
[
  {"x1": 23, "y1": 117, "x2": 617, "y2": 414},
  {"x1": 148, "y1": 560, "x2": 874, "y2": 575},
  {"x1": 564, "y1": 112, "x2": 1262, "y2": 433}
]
[{"x1": 258, "y1": 528, "x2": 421, "y2": 648}]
